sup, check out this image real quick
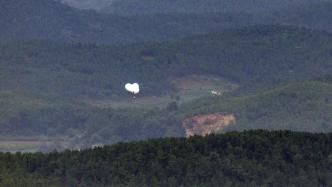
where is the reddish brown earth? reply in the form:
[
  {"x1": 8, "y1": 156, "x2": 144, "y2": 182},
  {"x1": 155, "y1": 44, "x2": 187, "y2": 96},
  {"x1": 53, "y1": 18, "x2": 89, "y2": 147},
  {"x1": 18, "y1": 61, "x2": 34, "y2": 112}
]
[{"x1": 182, "y1": 113, "x2": 236, "y2": 137}]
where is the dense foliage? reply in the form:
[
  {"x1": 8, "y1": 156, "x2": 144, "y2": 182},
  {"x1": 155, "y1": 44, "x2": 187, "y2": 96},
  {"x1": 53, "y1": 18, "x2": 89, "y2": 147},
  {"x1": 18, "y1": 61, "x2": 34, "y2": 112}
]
[{"x1": 1, "y1": 130, "x2": 332, "y2": 186}]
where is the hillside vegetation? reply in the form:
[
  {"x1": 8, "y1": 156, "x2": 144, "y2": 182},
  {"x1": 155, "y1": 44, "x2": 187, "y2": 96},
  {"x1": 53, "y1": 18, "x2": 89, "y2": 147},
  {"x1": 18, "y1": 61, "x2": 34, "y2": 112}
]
[
  {"x1": 1, "y1": 25, "x2": 332, "y2": 150},
  {"x1": 0, "y1": 0, "x2": 259, "y2": 44},
  {"x1": 5, "y1": 0, "x2": 332, "y2": 45},
  {"x1": 1, "y1": 130, "x2": 332, "y2": 186},
  {"x1": 1, "y1": 25, "x2": 332, "y2": 98},
  {"x1": 0, "y1": 91, "x2": 183, "y2": 150},
  {"x1": 181, "y1": 79, "x2": 332, "y2": 132},
  {"x1": 1, "y1": 79, "x2": 331, "y2": 150}
]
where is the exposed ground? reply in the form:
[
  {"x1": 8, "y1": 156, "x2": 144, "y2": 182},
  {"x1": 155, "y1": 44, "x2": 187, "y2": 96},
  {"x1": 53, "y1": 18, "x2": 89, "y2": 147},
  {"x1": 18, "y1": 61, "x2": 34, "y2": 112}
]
[{"x1": 182, "y1": 113, "x2": 236, "y2": 137}]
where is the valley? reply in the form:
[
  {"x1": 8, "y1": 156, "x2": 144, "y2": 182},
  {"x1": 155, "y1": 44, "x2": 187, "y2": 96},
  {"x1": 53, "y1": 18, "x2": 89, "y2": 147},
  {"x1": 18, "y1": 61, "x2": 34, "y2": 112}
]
[
  {"x1": 1, "y1": 24, "x2": 332, "y2": 150},
  {"x1": 1, "y1": 0, "x2": 332, "y2": 185}
]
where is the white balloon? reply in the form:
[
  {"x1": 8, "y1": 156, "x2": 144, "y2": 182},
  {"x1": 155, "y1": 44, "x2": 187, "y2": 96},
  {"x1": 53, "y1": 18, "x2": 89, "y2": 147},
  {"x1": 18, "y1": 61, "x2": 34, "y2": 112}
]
[
  {"x1": 125, "y1": 83, "x2": 140, "y2": 94},
  {"x1": 125, "y1": 83, "x2": 132, "y2": 92},
  {"x1": 132, "y1": 83, "x2": 139, "y2": 94}
]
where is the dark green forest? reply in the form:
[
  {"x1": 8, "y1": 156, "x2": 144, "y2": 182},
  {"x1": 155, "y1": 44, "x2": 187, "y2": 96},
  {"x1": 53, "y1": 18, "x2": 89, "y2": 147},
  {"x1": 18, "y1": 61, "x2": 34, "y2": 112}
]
[{"x1": 1, "y1": 130, "x2": 332, "y2": 186}]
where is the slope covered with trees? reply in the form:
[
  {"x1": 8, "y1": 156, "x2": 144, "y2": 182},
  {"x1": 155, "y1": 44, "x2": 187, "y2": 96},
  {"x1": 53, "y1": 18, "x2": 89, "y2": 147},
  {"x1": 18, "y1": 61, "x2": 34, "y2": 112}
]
[
  {"x1": 1, "y1": 130, "x2": 332, "y2": 186},
  {"x1": 4, "y1": 0, "x2": 332, "y2": 45},
  {"x1": 94, "y1": 0, "x2": 332, "y2": 35},
  {"x1": 1, "y1": 25, "x2": 332, "y2": 98},
  {"x1": 0, "y1": 0, "x2": 259, "y2": 44}
]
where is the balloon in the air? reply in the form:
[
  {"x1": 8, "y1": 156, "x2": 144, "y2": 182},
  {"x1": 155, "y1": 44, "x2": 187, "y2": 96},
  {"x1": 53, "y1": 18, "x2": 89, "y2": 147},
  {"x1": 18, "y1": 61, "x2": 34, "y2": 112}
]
[{"x1": 125, "y1": 83, "x2": 140, "y2": 94}]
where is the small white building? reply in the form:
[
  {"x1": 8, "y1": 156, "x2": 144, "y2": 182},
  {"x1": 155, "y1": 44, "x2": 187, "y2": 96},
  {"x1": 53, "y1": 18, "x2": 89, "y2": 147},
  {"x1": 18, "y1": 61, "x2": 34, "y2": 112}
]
[{"x1": 211, "y1": 90, "x2": 222, "y2": 96}]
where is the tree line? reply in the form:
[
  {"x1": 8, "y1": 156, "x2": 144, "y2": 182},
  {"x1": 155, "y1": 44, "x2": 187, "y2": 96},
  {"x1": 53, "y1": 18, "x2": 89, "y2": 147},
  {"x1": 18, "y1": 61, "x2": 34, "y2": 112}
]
[{"x1": 0, "y1": 130, "x2": 332, "y2": 186}]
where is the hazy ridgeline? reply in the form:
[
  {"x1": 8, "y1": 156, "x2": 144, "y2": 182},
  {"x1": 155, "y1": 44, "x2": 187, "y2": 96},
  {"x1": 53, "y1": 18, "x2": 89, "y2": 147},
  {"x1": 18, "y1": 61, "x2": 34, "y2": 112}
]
[
  {"x1": 2, "y1": 0, "x2": 332, "y2": 44},
  {"x1": 60, "y1": 0, "x2": 330, "y2": 15}
]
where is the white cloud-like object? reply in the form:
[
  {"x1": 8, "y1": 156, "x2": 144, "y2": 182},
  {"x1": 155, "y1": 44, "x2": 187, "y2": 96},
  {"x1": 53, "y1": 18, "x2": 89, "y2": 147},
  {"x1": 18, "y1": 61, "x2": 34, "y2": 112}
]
[{"x1": 125, "y1": 83, "x2": 140, "y2": 94}]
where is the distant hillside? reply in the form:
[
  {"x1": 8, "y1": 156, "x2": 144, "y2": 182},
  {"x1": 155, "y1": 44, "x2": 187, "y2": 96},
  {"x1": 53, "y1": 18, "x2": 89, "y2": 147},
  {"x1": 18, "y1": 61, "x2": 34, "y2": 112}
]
[
  {"x1": 99, "y1": 0, "x2": 325, "y2": 15},
  {"x1": 101, "y1": 0, "x2": 332, "y2": 34},
  {"x1": 0, "y1": 91, "x2": 183, "y2": 150},
  {"x1": 58, "y1": 0, "x2": 111, "y2": 10},
  {"x1": 181, "y1": 79, "x2": 332, "y2": 133},
  {"x1": 268, "y1": 1, "x2": 332, "y2": 32},
  {"x1": 0, "y1": 0, "x2": 259, "y2": 44},
  {"x1": 1, "y1": 130, "x2": 332, "y2": 186},
  {"x1": 4, "y1": 0, "x2": 332, "y2": 45},
  {"x1": 156, "y1": 25, "x2": 332, "y2": 87},
  {"x1": 1, "y1": 79, "x2": 332, "y2": 150},
  {"x1": 1, "y1": 25, "x2": 332, "y2": 98},
  {"x1": 1, "y1": 25, "x2": 332, "y2": 150}
]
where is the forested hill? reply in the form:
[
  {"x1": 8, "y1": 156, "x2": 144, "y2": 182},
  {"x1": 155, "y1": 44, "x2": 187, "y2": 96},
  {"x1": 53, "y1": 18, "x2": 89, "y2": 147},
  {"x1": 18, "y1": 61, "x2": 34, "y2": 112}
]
[
  {"x1": 60, "y1": 0, "x2": 332, "y2": 35},
  {"x1": 267, "y1": 1, "x2": 332, "y2": 32},
  {"x1": 0, "y1": 0, "x2": 258, "y2": 44},
  {"x1": 0, "y1": 0, "x2": 331, "y2": 44},
  {"x1": 1, "y1": 25, "x2": 332, "y2": 98},
  {"x1": 4, "y1": 0, "x2": 332, "y2": 44},
  {"x1": 1, "y1": 130, "x2": 332, "y2": 186}
]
